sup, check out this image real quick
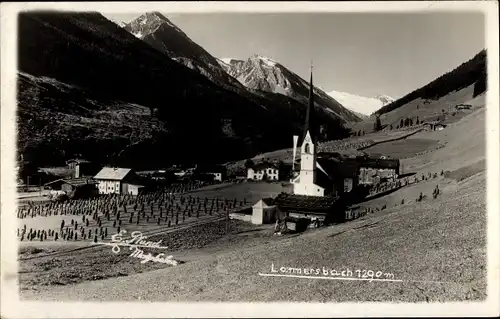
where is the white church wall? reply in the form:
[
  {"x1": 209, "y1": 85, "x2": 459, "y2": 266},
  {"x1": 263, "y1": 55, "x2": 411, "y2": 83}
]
[{"x1": 293, "y1": 183, "x2": 325, "y2": 197}]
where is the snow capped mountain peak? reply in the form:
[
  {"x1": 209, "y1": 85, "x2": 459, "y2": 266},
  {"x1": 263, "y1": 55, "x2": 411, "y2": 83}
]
[
  {"x1": 375, "y1": 94, "x2": 395, "y2": 105},
  {"x1": 220, "y1": 58, "x2": 235, "y2": 64},
  {"x1": 328, "y1": 91, "x2": 394, "y2": 116},
  {"x1": 217, "y1": 54, "x2": 361, "y2": 122},
  {"x1": 125, "y1": 12, "x2": 185, "y2": 38},
  {"x1": 250, "y1": 54, "x2": 278, "y2": 67}
]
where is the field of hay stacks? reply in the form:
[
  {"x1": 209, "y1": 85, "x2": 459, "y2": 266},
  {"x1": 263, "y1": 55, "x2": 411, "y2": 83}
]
[{"x1": 16, "y1": 181, "x2": 290, "y2": 289}]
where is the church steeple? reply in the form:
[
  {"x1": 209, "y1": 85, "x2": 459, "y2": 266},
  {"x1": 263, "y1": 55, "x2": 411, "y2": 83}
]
[{"x1": 303, "y1": 61, "x2": 316, "y2": 144}]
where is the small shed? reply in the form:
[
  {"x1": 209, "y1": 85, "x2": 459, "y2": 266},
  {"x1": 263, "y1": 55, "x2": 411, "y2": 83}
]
[{"x1": 251, "y1": 198, "x2": 277, "y2": 225}]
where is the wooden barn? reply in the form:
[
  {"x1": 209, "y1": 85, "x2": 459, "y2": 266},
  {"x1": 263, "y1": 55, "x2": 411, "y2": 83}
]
[{"x1": 273, "y1": 192, "x2": 341, "y2": 223}]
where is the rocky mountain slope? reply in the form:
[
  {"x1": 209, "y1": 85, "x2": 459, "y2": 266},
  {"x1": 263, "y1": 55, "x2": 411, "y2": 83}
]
[
  {"x1": 124, "y1": 12, "x2": 245, "y2": 90},
  {"x1": 327, "y1": 91, "x2": 394, "y2": 117},
  {"x1": 123, "y1": 12, "x2": 361, "y2": 127},
  {"x1": 17, "y1": 12, "x2": 354, "y2": 169},
  {"x1": 109, "y1": 18, "x2": 127, "y2": 28},
  {"x1": 219, "y1": 55, "x2": 361, "y2": 123}
]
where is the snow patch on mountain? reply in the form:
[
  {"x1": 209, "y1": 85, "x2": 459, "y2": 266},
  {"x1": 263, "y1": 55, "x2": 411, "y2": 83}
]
[
  {"x1": 108, "y1": 18, "x2": 127, "y2": 28},
  {"x1": 257, "y1": 55, "x2": 277, "y2": 67},
  {"x1": 327, "y1": 90, "x2": 394, "y2": 116}
]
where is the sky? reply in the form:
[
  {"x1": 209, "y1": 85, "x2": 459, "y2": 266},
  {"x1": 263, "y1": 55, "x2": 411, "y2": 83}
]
[{"x1": 104, "y1": 12, "x2": 485, "y2": 99}]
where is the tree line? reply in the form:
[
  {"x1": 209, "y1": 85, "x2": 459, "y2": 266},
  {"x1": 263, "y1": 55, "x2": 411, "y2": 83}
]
[{"x1": 375, "y1": 49, "x2": 487, "y2": 116}]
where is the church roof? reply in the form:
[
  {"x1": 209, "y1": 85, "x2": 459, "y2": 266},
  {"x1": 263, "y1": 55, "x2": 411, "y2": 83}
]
[
  {"x1": 302, "y1": 66, "x2": 317, "y2": 144},
  {"x1": 317, "y1": 158, "x2": 359, "y2": 178}
]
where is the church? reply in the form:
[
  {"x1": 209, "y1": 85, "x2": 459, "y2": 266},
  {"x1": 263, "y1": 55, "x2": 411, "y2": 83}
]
[
  {"x1": 269, "y1": 64, "x2": 399, "y2": 225},
  {"x1": 291, "y1": 67, "x2": 326, "y2": 197},
  {"x1": 289, "y1": 66, "x2": 399, "y2": 198},
  {"x1": 272, "y1": 65, "x2": 345, "y2": 224}
]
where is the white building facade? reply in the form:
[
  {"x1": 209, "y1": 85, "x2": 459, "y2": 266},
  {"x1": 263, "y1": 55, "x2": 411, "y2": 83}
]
[
  {"x1": 247, "y1": 164, "x2": 279, "y2": 181},
  {"x1": 293, "y1": 131, "x2": 325, "y2": 197}
]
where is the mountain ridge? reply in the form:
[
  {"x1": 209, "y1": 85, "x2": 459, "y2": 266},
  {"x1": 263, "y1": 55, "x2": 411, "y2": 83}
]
[
  {"x1": 219, "y1": 54, "x2": 361, "y2": 123},
  {"x1": 123, "y1": 13, "x2": 360, "y2": 124},
  {"x1": 17, "y1": 12, "x2": 356, "y2": 169}
]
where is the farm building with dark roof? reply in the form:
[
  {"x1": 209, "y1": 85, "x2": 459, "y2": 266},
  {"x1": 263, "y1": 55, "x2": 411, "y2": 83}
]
[{"x1": 273, "y1": 192, "x2": 342, "y2": 223}]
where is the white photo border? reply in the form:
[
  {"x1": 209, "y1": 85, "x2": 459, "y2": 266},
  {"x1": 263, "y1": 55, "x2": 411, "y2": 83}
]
[{"x1": 1, "y1": 1, "x2": 499, "y2": 318}]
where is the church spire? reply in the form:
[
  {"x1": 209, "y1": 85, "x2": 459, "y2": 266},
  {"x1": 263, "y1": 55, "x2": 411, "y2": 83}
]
[{"x1": 303, "y1": 61, "x2": 315, "y2": 143}]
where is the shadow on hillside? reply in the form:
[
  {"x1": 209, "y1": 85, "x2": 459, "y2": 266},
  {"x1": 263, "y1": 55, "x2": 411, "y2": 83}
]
[{"x1": 444, "y1": 159, "x2": 485, "y2": 182}]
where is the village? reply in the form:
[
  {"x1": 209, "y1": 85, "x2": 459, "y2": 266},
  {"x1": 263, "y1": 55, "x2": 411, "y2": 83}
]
[{"x1": 16, "y1": 67, "x2": 450, "y2": 247}]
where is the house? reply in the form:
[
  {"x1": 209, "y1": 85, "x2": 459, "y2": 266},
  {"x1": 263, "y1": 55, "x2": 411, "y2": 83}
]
[
  {"x1": 422, "y1": 121, "x2": 447, "y2": 131},
  {"x1": 94, "y1": 167, "x2": 145, "y2": 195},
  {"x1": 354, "y1": 157, "x2": 400, "y2": 185},
  {"x1": 455, "y1": 104, "x2": 472, "y2": 110},
  {"x1": 61, "y1": 178, "x2": 98, "y2": 199},
  {"x1": 196, "y1": 165, "x2": 227, "y2": 182},
  {"x1": 251, "y1": 198, "x2": 277, "y2": 225},
  {"x1": 315, "y1": 158, "x2": 360, "y2": 196},
  {"x1": 66, "y1": 159, "x2": 99, "y2": 179},
  {"x1": 273, "y1": 192, "x2": 340, "y2": 222},
  {"x1": 247, "y1": 162, "x2": 279, "y2": 181}
]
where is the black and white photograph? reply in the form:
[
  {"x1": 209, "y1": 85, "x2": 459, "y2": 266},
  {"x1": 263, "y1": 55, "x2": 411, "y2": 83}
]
[{"x1": 1, "y1": 1, "x2": 499, "y2": 318}]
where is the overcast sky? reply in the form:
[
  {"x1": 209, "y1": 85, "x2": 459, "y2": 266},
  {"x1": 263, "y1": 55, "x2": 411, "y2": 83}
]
[{"x1": 104, "y1": 12, "x2": 485, "y2": 99}]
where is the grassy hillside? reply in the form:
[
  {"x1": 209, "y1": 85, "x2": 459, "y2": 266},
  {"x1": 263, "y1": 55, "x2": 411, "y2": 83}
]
[
  {"x1": 349, "y1": 49, "x2": 486, "y2": 135},
  {"x1": 376, "y1": 50, "x2": 486, "y2": 116},
  {"x1": 351, "y1": 85, "x2": 485, "y2": 134},
  {"x1": 17, "y1": 12, "x2": 351, "y2": 169}
]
